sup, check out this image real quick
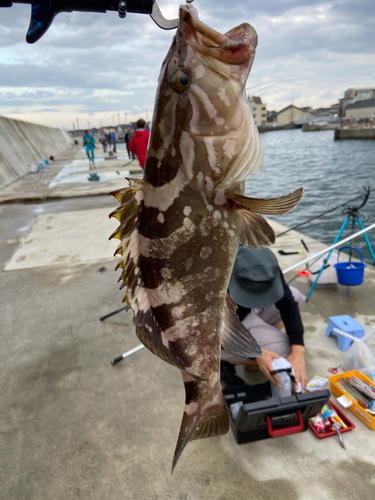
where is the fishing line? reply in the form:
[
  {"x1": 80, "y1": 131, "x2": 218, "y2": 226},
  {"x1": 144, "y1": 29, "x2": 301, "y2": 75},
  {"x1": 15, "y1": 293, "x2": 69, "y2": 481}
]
[
  {"x1": 283, "y1": 187, "x2": 373, "y2": 283},
  {"x1": 276, "y1": 190, "x2": 370, "y2": 238}
]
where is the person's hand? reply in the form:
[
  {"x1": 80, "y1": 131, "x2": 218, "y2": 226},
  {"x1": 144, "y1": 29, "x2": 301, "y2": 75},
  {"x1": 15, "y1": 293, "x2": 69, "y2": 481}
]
[
  {"x1": 255, "y1": 349, "x2": 281, "y2": 387},
  {"x1": 286, "y1": 345, "x2": 307, "y2": 392}
]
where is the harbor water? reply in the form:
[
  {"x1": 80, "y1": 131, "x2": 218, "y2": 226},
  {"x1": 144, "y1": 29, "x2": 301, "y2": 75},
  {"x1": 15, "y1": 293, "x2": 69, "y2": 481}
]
[{"x1": 245, "y1": 129, "x2": 375, "y2": 264}]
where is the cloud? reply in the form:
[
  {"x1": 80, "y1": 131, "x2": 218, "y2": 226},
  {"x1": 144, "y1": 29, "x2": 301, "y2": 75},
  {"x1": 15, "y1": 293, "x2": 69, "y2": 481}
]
[{"x1": 0, "y1": 0, "x2": 374, "y2": 128}]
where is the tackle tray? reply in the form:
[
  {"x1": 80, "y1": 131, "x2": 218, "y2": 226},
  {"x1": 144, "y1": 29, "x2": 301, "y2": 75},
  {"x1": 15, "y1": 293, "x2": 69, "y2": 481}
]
[
  {"x1": 329, "y1": 370, "x2": 375, "y2": 430},
  {"x1": 308, "y1": 399, "x2": 355, "y2": 439},
  {"x1": 223, "y1": 382, "x2": 330, "y2": 444}
]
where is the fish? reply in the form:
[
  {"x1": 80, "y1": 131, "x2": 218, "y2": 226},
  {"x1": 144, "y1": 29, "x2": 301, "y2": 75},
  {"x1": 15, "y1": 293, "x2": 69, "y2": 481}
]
[{"x1": 109, "y1": 4, "x2": 303, "y2": 471}]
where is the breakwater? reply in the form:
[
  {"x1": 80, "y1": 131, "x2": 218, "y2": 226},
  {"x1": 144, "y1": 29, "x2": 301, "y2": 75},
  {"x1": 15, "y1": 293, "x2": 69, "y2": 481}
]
[
  {"x1": 303, "y1": 123, "x2": 338, "y2": 132},
  {"x1": 0, "y1": 116, "x2": 71, "y2": 190},
  {"x1": 334, "y1": 128, "x2": 375, "y2": 140}
]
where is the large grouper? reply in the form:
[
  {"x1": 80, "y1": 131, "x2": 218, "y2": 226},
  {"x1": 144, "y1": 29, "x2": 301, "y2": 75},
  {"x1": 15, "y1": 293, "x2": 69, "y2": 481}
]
[{"x1": 109, "y1": 4, "x2": 303, "y2": 471}]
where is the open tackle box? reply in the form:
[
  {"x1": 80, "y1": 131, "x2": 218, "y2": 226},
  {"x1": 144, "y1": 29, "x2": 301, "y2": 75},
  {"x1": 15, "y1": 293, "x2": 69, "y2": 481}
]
[{"x1": 223, "y1": 382, "x2": 330, "y2": 444}]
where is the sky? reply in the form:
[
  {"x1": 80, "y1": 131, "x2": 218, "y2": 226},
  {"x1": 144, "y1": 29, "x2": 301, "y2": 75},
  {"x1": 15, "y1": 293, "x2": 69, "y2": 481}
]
[{"x1": 0, "y1": 0, "x2": 374, "y2": 129}]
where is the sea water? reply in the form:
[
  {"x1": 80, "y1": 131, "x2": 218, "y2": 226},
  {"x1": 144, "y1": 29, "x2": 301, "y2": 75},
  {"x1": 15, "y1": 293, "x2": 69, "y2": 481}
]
[{"x1": 245, "y1": 129, "x2": 375, "y2": 264}]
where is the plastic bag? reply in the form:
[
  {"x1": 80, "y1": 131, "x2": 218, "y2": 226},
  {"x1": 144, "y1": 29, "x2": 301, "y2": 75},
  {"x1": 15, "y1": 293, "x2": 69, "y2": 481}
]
[
  {"x1": 339, "y1": 326, "x2": 375, "y2": 378},
  {"x1": 307, "y1": 253, "x2": 338, "y2": 286}
]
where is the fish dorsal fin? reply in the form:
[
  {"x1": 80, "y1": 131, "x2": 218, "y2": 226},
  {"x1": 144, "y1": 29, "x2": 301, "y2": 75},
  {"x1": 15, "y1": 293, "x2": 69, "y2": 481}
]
[
  {"x1": 221, "y1": 293, "x2": 262, "y2": 358},
  {"x1": 109, "y1": 179, "x2": 144, "y2": 302},
  {"x1": 225, "y1": 187, "x2": 304, "y2": 249},
  {"x1": 172, "y1": 373, "x2": 230, "y2": 473}
]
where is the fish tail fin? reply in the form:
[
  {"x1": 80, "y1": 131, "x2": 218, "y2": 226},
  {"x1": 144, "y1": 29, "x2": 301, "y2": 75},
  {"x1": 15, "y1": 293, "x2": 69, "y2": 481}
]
[
  {"x1": 172, "y1": 373, "x2": 230, "y2": 473},
  {"x1": 225, "y1": 187, "x2": 304, "y2": 248}
]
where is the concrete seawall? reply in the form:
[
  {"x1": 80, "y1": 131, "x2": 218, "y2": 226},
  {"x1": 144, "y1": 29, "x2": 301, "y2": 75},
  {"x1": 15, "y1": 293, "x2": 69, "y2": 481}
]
[
  {"x1": 302, "y1": 123, "x2": 338, "y2": 132},
  {"x1": 334, "y1": 128, "x2": 375, "y2": 140},
  {"x1": 0, "y1": 116, "x2": 71, "y2": 190}
]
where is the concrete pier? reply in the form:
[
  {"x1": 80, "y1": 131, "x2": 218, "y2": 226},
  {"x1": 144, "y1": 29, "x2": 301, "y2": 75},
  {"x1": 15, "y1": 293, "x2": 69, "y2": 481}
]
[
  {"x1": 335, "y1": 128, "x2": 375, "y2": 140},
  {"x1": 1, "y1": 161, "x2": 375, "y2": 500},
  {"x1": 302, "y1": 123, "x2": 338, "y2": 132}
]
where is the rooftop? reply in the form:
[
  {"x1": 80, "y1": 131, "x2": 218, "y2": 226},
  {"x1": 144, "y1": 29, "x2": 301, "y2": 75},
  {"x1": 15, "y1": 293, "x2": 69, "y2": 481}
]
[
  {"x1": 346, "y1": 98, "x2": 375, "y2": 109},
  {"x1": 277, "y1": 104, "x2": 304, "y2": 115}
]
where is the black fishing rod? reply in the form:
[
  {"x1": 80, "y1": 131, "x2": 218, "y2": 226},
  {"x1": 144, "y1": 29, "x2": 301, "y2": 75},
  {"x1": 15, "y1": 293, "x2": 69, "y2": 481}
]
[
  {"x1": 276, "y1": 187, "x2": 372, "y2": 238},
  {"x1": 0, "y1": 0, "x2": 179, "y2": 43}
]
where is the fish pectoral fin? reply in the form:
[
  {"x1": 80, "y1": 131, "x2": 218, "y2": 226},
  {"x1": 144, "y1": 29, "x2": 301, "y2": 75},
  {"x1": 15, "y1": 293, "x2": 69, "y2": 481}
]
[
  {"x1": 220, "y1": 293, "x2": 262, "y2": 358},
  {"x1": 225, "y1": 187, "x2": 304, "y2": 215},
  {"x1": 239, "y1": 211, "x2": 276, "y2": 249},
  {"x1": 172, "y1": 376, "x2": 230, "y2": 473},
  {"x1": 225, "y1": 188, "x2": 304, "y2": 249}
]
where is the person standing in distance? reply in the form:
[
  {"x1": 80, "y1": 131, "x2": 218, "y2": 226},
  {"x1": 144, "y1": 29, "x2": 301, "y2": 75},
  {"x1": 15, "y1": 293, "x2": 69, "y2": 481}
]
[
  {"x1": 110, "y1": 130, "x2": 117, "y2": 153},
  {"x1": 82, "y1": 130, "x2": 96, "y2": 168},
  {"x1": 129, "y1": 119, "x2": 150, "y2": 168},
  {"x1": 124, "y1": 128, "x2": 132, "y2": 159}
]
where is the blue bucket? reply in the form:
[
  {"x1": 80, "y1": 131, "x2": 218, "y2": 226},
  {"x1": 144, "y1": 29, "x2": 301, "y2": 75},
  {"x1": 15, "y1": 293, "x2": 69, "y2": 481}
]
[{"x1": 334, "y1": 246, "x2": 367, "y2": 286}]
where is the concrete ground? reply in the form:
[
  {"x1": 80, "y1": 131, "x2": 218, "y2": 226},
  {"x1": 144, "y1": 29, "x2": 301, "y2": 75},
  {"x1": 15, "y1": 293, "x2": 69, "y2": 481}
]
[
  {"x1": 1, "y1": 156, "x2": 375, "y2": 499},
  {"x1": 0, "y1": 144, "x2": 143, "y2": 203}
]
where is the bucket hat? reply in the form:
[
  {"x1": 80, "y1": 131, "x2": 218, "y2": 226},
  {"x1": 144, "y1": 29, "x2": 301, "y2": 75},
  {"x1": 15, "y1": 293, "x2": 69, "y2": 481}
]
[{"x1": 228, "y1": 246, "x2": 284, "y2": 308}]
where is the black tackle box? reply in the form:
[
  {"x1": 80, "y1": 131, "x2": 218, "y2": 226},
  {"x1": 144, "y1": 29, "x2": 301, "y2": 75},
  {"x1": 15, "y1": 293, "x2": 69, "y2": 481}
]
[{"x1": 223, "y1": 382, "x2": 330, "y2": 444}]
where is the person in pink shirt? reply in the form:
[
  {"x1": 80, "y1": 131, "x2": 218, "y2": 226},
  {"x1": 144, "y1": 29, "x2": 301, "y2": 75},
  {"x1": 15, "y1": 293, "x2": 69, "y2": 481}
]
[{"x1": 129, "y1": 119, "x2": 150, "y2": 168}]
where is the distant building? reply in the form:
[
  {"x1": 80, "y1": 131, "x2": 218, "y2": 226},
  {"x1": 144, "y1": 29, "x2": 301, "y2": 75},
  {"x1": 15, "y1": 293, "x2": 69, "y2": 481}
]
[
  {"x1": 339, "y1": 88, "x2": 375, "y2": 117},
  {"x1": 267, "y1": 110, "x2": 277, "y2": 124},
  {"x1": 247, "y1": 95, "x2": 267, "y2": 126},
  {"x1": 345, "y1": 98, "x2": 375, "y2": 120},
  {"x1": 307, "y1": 103, "x2": 340, "y2": 123},
  {"x1": 276, "y1": 105, "x2": 308, "y2": 126}
]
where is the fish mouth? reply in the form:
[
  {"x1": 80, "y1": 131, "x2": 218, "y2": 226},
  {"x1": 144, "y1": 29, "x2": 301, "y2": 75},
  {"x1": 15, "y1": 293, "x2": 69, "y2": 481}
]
[{"x1": 179, "y1": 5, "x2": 257, "y2": 66}]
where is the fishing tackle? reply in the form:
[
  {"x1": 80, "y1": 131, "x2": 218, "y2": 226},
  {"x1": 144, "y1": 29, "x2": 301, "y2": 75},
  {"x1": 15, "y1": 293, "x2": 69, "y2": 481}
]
[{"x1": 0, "y1": 0, "x2": 182, "y2": 43}]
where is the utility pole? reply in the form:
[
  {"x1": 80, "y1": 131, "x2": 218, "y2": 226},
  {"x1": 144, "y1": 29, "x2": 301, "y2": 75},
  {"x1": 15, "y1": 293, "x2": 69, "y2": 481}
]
[
  {"x1": 145, "y1": 108, "x2": 149, "y2": 122},
  {"x1": 117, "y1": 113, "x2": 120, "y2": 125},
  {"x1": 76, "y1": 118, "x2": 79, "y2": 131}
]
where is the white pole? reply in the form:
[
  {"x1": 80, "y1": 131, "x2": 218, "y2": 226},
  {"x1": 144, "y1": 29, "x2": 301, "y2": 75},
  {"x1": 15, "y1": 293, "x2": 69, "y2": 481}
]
[
  {"x1": 282, "y1": 222, "x2": 375, "y2": 274},
  {"x1": 121, "y1": 344, "x2": 144, "y2": 358}
]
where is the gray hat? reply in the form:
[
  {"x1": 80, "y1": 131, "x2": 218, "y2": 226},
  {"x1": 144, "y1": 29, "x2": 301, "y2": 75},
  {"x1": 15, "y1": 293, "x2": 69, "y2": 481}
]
[{"x1": 228, "y1": 246, "x2": 284, "y2": 308}]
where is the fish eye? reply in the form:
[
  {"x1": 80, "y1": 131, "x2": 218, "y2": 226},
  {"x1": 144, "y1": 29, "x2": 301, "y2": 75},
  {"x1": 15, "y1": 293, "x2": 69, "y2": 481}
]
[{"x1": 170, "y1": 69, "x2": 190, "y2": 93}]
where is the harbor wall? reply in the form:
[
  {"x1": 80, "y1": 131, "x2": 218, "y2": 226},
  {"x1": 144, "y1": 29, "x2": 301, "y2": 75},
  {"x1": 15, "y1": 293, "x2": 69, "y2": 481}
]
[
  {"x1": 258, "y1": 123, "x2": 296, "y2": 133},
  {"x1": 334, "y1": 128, "x2": 375, "y2": 140},
  {"x1": 0, "y1": 116, "x2": 71, "y2": 190},
  {"x1": 302, "y1": 123, "x2": 339, "y2": 132}
]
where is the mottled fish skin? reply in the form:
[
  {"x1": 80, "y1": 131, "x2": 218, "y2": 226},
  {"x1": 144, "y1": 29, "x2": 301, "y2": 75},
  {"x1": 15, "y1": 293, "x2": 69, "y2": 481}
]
[{"x1": 109, "y1": 4, "x2": 303, "y2": 472}]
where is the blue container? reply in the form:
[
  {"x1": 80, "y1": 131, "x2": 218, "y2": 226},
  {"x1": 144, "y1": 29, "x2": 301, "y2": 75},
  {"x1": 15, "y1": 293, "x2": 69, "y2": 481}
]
[{"x1": 334, "y1": 246, "x2": 367, "y2": 286}]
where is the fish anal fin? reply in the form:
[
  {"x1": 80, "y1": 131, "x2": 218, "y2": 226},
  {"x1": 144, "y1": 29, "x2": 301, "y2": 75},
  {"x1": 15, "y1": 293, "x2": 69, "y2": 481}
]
[
  {"x1": 172, "y1": 376, "x2": 230, "y2": 473},
  {"x1": 221, "y1": 293, "x2": 262, "y2": 358},
  {"x1": 225, "y1": 187, "x2": 304, "y2": 216},
  {"x1": 240, "y1": 210, "x2": 276, "y2": 249},
  {"x1": 133, "y1": 308, "x2": 206, "y2": 381}
]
